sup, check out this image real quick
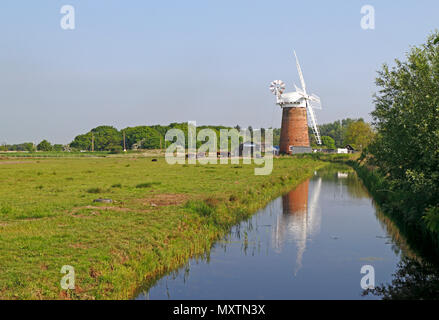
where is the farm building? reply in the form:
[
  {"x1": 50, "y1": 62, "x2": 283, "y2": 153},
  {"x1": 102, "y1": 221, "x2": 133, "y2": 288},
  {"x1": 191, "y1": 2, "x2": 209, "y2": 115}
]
[{"x1": 344, "y1": 144, "x2": 356, "y2": 153}]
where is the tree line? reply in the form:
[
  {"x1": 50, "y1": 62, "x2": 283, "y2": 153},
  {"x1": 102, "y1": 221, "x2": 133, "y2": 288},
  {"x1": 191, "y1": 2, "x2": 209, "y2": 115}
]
[
  {"x1": 1, "y1": 118, "x2": 375, "y2": 153},
  {"x1": 69, "y1": 123, "x2": 238, "y2": 152},
  {"x1": 0, "y1": 141, "x2": 65, "y2": 152},
  {"x1": 309, "y1": 118, "x2": 374, "y2": 150}
]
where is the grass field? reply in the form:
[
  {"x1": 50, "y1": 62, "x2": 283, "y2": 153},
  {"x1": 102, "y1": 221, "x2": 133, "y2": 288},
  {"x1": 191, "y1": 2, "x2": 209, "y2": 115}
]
[{"x1": 0, "y1": 155, "x2": 326, "y2": 299}]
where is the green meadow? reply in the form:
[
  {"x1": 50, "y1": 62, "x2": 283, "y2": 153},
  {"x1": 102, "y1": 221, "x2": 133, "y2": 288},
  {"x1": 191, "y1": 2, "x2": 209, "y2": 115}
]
[{"x1": 0, "y1": 156, "x2": 326, "y2": 299}]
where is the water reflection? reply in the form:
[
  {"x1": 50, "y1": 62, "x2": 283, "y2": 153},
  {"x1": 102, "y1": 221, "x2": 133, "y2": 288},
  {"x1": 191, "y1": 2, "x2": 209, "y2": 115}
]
[
  {"x1": 137, "y1": 166, "x2": 439, "y2": 300},
  {"x1": 363, "y1": 257, "x2": 439, "y2": 299},
  {"x1": 273, "y1": 178, "x2": 322, "y2": 274}
]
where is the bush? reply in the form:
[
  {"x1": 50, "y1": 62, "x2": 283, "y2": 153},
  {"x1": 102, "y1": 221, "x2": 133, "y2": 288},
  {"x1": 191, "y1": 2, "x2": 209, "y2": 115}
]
[
  {"x1": 424, "y1": 206, "x2": 439, "y2": 233},
  {"x1": 109, "y1": 145, "x2": 123, "y2": 154}
]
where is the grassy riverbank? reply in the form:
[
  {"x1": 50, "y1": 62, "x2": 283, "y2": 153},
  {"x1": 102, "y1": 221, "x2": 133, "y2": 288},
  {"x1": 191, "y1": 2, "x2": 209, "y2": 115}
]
[
  {"x1": 349, "y1": 161, "x2": 439, "y2": 263},
  {"x1": 0, "y1": 156, "x2": 326, "y2": 299}
]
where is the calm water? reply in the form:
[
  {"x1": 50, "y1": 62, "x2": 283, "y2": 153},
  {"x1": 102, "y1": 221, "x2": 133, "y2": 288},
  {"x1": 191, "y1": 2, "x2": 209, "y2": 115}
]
[{"x1": 136, "y1": 166, "x2": 424, "y2": 300}]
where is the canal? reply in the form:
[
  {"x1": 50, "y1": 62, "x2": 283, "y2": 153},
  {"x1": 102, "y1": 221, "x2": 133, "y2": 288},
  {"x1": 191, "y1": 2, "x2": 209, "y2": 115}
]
[{"x1": 136, "y1": 165, "x2": 433, "y2": 300}]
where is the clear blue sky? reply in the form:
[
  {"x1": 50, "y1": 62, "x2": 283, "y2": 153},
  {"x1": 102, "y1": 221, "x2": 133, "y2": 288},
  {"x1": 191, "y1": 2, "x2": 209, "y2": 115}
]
[{"x1": 1, "y1": 0, "x2": 438, "y2": 144}]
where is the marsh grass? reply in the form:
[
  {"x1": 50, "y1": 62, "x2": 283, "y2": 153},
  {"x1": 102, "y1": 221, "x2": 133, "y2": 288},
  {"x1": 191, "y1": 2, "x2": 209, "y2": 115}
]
[
  {"x1": 136, "y1": 182, "x2": 161, "y2": 188},
  {"x1": 87, "y1": 187, "x2": 104, "y2": 194},
  {"x1": 185, "y1": 200, "x2": 215, "y2": 217}
]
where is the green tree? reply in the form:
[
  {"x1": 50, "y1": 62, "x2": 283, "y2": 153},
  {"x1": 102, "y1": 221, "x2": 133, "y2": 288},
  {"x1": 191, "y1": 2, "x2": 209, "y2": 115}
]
[
  {"x1": 91, "y1": 126, "x2": 122, "y2": 151},
  {"x1": 70, "y1": 126, "x2": 122, "y2": 151},
  {"x1": 369, "y1": 31, "x2": 439, "y2": 230},
  {"x1": 321, "y1": 136, "x2": 335, "y2": 149},
  {"x1": 37, "y1": 140, "x2": 53, "y2": 151},
  {"x1": 311, "y1": 118, "x2": 360, "y2": 148},
  {"x1": 53, "y1": 144, "x2": 64, "y2": 152},
  {"x1": 272, "y1": 128, "x2": 280, "y2": 146},
  {"x1": 70, "y1": 133, "x2": 92, "y2": 150},
  {"x1": 343, "y1": 120, "x2": 375, "y2": 151},
  {"x1": 124, "y1": 126, "x2": 162, "y2": 149},
  {"x1": 23, "y1": 142, "x2": 36, "y2": 152}
]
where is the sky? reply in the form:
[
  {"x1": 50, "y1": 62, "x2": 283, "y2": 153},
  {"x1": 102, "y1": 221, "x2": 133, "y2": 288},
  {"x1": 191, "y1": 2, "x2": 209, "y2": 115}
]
[{"x1": 1, "y1": 0, "x2": 438, "y2": 144}]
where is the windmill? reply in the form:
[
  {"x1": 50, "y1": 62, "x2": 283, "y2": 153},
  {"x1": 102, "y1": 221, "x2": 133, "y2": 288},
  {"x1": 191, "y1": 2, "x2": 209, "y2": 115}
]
[{"x1": 269, "y1": 51, "x2": 322, "y2": 154}]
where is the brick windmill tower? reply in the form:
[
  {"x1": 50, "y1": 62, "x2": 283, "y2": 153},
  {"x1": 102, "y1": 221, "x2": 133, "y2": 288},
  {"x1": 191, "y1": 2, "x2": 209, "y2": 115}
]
[{"x1": 270, "y1": 52, "x2": 322, "y2": 154}]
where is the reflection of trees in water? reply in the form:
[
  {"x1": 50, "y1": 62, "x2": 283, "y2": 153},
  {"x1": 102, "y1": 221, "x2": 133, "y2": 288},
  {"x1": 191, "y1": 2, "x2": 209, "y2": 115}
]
[
  {"x1": 374, "y1": 207, "x2": 418, "y2": 261},
  {"x1": 141, "y1": 165, "x2": 439, "y2": 299},
  {"x1": 319, "y1": 164, "x2": 439, "y2": 299},
  {"x1": 314, "y1": 165, "x2": 351, "y2": 182},
  {"x1": 344, "y1": 174, "x2": 370, "y2": 199},
  {"x1": 363, "y1": 257, "x2": 439, "y2": 299},
  {"x1": 315, "y1": 165, "x2": 370, "y2": 199},
  {"x1": 367, "y1": 188, "x2": 439, "y2": 299}
]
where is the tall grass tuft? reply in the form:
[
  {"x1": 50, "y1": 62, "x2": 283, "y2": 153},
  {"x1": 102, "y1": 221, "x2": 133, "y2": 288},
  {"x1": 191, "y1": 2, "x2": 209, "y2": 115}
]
[
  {"x1": 184, "y1": 200, "x2": 215, "y2": 217},
  {"x1": 87, "y1": 187, "x2": 104, "y2": 194},
  {"x1": 136, "y1": 182, "x2": 161, "y2": 188}
]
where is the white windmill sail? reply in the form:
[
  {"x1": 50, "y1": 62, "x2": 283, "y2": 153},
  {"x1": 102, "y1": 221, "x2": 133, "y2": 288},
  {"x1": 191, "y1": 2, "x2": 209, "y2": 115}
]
[
  {"x1": 294, "y1": 51, "x2": 307, "y2": 95},
  {"x1": 269, "y1": 51, "x2": 323, "y2": 146},
  {"x1": 307, "y1": 101, "x2": 322, "y2": 145},
  {"x1": 294, "y1": 51, "x2": 322, "y2": 145}
]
